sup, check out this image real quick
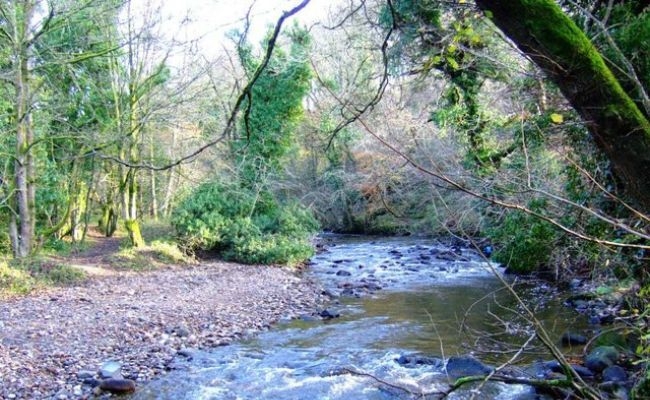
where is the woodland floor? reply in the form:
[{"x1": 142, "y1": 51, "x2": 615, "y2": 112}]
[{"x1": 0, "y1": 231, "x2": 325, "y2": 399}]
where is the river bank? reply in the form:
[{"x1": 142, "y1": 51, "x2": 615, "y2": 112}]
[{"x1": 0, "y1": 262, "x2": 326, "y2": 399}]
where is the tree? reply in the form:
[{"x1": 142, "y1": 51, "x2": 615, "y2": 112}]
[
  {"x1": 0, "y1": 0, "x2": 117, "y2": 256},
  {"x1": 232, "y1": 24, "x2": 313, "y2": 186},
  {"x1": 474, "y1": 0, "x2": 650, "y2": 212},
  {"x1": 104, "y1": 0, "x2": 170, "y2": 247}
]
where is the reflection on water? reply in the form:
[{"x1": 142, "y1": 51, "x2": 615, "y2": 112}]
[{"x1": 132, "y1": 236, "x2": 588, "y2": 400}]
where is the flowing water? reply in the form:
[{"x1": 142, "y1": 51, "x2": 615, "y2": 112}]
[{"x1": 132, "y1": 235, "x2": 588, "y2": 399}]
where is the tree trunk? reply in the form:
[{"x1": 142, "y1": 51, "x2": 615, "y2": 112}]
[
  {"x1": 149, "y1": 138, "x2": 158, "y2": 220},
  {"x1": 475, "y1": 0, "x2": 650, "y2": 212},
  {"x1": 161, "y1": 167, "x2": 176, "y2": 218},
  {"x1": 11, "y1": 0, "x2": 36, "y2": 257},
  {"x1": 160, "y1": 129, "x2": 178, "y2": 218}
]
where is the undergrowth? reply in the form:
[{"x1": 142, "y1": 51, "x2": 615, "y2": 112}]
[
  {"x1": 111, "y1": 219, "x2": 194, "y2": 270},
  {"x1": 0, "y1": 257, "x2": 87, "y2": 297}
]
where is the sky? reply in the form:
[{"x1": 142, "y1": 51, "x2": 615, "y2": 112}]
[{"x1": 157, "y1": 0, "x2": 333, "y2": 56}]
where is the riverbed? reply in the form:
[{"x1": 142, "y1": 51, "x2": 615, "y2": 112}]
[{"x1": 131, "y1": 235, "x2": 589, "y2": 399}]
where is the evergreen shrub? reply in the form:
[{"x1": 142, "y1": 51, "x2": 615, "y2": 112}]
[{"x1": 172, "y1": 180, "x2": 319, "y2": 266}]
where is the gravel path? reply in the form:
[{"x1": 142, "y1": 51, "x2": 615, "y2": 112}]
[{"x1": 0, "y1": 262, "x2": 325, "y2": 399}]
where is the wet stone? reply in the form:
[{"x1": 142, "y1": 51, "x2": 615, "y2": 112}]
[
  {"x1": 395, "y1": 354, "x2": 443, "y2": 368},
  {"x1": 445, "y1": 356, "x2": 492, "y2": 379},
  {"x1": 602, "y1": 365, "x2": 627, "y2": 383},
  {"x1": 571, "y1": 365, "x2": 594, "y2": 379},
  {"x1": 319, "y1": 309, "x2": 340, "y2": 319},
  {"x1": 560, "y1": 332, "x2": 587, "y2": 346},
  {"x1": 585, "y1": 346, "x2": 619, "y2": 373}
]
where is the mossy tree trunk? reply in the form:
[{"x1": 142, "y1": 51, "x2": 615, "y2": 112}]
[
  {"x1": 124, "y1": 218, "x2": 144, "y2": 248},
  {"x1": 475, "y1": 0, "x2": 650, "y2": 212},
  {"x1": 99, "y1": 203, "x2": 118, "y2": 237}
]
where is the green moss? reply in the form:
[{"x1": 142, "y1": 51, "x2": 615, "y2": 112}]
[
  {"x1": 487, "y1": 0, "x2": 650, "y2": 136},
  {"x1": 124, "y1": 219, "x2": 145, "y2": 247}
]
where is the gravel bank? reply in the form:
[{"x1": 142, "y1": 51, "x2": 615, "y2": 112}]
[{"x1": 0, "y1": 262, "x2": 324, "y2": 399}]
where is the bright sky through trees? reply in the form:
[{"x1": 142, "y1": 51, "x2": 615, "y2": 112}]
[{"x1": 152, "y1": 0, "x2": 331, "y2": 61}]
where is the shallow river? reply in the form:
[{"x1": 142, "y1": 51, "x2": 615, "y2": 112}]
[{"x1": 132, "y1": 235, "x2": 588, "y2": 399}]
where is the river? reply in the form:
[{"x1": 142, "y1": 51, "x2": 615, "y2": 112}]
[{"x1": 131, "y1": 235, "x2": 588, "y2": 399}]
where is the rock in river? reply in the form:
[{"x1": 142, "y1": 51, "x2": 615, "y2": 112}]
[
  {"x1": 585, "y1": 346, "x2": 619, "y2": 373},
  {"x1": 602, "y1": 365, "x2": 627, "y2": 383},
  {"x1": 395, "y1": 354, "x2": 443, "y2": 368},
  {"x1": 560, "y1": 332, "x2": 587, "y2": 346},
  {"x1": 445, "y1": 356, "x2": 493, "y2": 380}
]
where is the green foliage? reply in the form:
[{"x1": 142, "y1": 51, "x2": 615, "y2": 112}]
[
  {"x1": 232, "y1": 24, "x2": 313, "y2": 184},
  {"x1": 0, "y1": 260, "x2": 37, "y2": 295},
  {"x1": 172, "y1": 180, "x2": 319, "y2": 265},
  {"x1": 172, "y1": 26, "x2": 318, "y2": 265},
  {"x1": 488, "y1": 200, "x2": 558, "y2": 273}
]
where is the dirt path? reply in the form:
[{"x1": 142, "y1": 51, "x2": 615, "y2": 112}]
[{"x1": 0, "y1": 235, "x2": 325, "y2": 399}]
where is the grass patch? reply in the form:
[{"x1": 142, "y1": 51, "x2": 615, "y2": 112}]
[
  {"x1": 0, "y1": 257, "x2": 87, "y2": 297},
  {"x1": 111, "y1": 220, "x2": 194, "y2": 271},
  {"x1": 40, "y1": 237, "x2": 91, "y2": 257},
  {"x1": 109, "y1": 241, "x2": 194, "y2": 271}
]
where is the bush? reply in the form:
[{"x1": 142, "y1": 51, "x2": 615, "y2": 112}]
[
  {"x1": 172, "y1": 180, "x2": 319, "y2": 266},
  {"x1": 488, "y1": 200, "x2": 558, "y2": 274}
]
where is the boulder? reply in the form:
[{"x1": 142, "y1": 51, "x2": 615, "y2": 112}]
[
  {"x1": 585, "y1": 346, "x2": 619, "y2": 373},
  {"x1": 99, "y1": 378, "x2": 136, "y2": 394},
  {"x1": 445, "y1": 356, "x2": 492, "y2": 380}
]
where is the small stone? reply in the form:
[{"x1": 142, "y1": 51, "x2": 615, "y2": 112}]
[
  {"x1": 177, "y1": 348, "x2": 196, "y2": 358},
  {"x1": 335, "y1": 270, "x2": 351, "y2": 277},
  {"x1": 77, "y1": 370, "x2": 94, "y2": 380},
  {"x1": 174, "y1": 325, "x2": 190, "y2": 337},
  {"x1": 99, "y1": 360, "x2": 122, "y2": 378},
  {"x1": 395, "y1": 354, "x2": 443, "y2": 368},
  {"x1": 99, "y1": 378, "x2": 136, "y2": 394},
  {"x1": 319, "y1": 309, "x2": 340, "y2": 319}
]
